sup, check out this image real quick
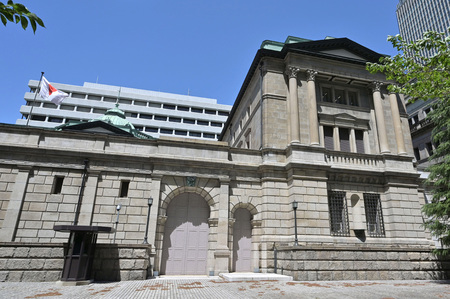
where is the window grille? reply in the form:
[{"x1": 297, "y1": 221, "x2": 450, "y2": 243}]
[
  {"x1": 328, "y1": 191, "x2": 350, "y2": 236},
  {"x1": 363, "y1": 193, "x2": 385, "y2": 237}
]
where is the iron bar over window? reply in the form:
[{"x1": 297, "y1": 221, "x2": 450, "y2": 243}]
[
  {"x1": 328, "y1": 191, "x2": 350, "y2": 236},
  {"x1": 363, "y1": 193, "x2": 385, "y2": 237}
]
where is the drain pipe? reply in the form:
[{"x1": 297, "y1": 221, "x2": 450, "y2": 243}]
[
  {"x1": 274, "y1": 242, "x2": 277, "y2": 274},
  {"x1": 73, "y1": 159, "x2": 89, "y2": 226}
]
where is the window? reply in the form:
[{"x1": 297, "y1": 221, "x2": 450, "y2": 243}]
[
  {"x1": 426, "y1": 142, "x2": 434, "y2": 157},
  {"x1": 169, "y1": 117, "x2": 181, "y2": 123},
  {"x1": 103, "y1": 97, "x2": 116, "y2": 103},
  {"x1": 119, "y1": 181, "x2": 130, "y2": 197},
  {"x1": 119, "y1": 99, "x2": 132, "y2": 105},
  {"x1": 135, "y1": 126, "x2": 143, "y2": 131},
  {"x1": 52, "y1": 176, "x2": 64, "y2": 194},
  {"x1": 71, "y1": 93, "x2": 85, "y2": 99},
  {"x1": 355, "y1": 130, "x2": 365, "y2": 153},
  {"x1": 414, "y1": 147, "x2": 421, "y2": 161},
  {"x1": 60, "y1": 105, "x2": 74, "y2": 111},
  {"x1": 205, "y1": 109, "x2": 216, "y2": 115},
  {"x1": 211, "y1": 122, "x2": 222, "y2": 127},
  {"x1": 339, "y1": 128, "x2": 350, "y2": 152},
  {"x1": 163, "y1": 104, "x2": 175, "y2": 110},
  {"x1": 328, "y1": 191, "x2": 350, "y2": 236},
  {"x1": 203, "y1": 133, "x2": 215, "y2": 139},
  {"x1": 183, "y1": 118, "x2": 195, "y2": 124},
  {"x1": 175, "y1": 130, "x2": 187, "y2": 136},
  {"x1": 145, "y1": 127, "x2": 158, "y2": 133},
  {"x1": 320, "y1": 85, "x2": 359, "y2": 106},
  {"x1": 48, "y1": 117, "x2": 63, "y2": 123},
  {"x1": 140, "y1": 113, "x2": 152, "y2": 120},
  {"x1": 197, "y1": 120, "x2": 209, "y2": 126},
  {"x1": 43, "y1": 103, "x2": 56, "y2": 108},
  {"x1": 93, "y1": 108, "x2": 107, "y2": 114},
  {"x1": 88, "y1": 95, "x2": 101, "y2": 101},
  {"x1": 177, "y1": 106, "x2": 189, "y2": 111},
  {"x1": 324, "y1": 126, "x2": 334, "y2": 150},
  {"x1": 31, "y1": 115, "x2": 46, "y2": 121},
  {"x1": 218, "y1": 111, "x2": 229, "y2": 116},
  {"x1": 191, "y1": 108, "x2": 203, "y2": 113},
  {"x1": 77, "y1": 106, "x2": 91, "y2": 113},
  {"x1": 134, "y1": 100, "x2": 146, "y2": 106},
  {"x1": 160, "y1": 129, "x2": 173, "y2": 134},
  {"x1": 189, "y1": 131, "x2": 201, "y2": 137},
  {"x1": 154, "y1": 115, "x2": 167, "y2": 121},
  {"x1": 363, "y1": 193, "x2": 385, "y2": 237}
]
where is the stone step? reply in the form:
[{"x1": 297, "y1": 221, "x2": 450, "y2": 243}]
[{"x1": 219, "y1": 272, "x2": 293, "y2": 282}]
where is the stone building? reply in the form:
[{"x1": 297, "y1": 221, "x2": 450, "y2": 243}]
[{"x1": 0, "y1": 36, "x2": 448, "y2": 282}]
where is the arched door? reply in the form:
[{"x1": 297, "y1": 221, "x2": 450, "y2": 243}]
[
  {"x1": 161, "y1": 193, "x2": 210, "y2": 275},
  {"x1": 232, "y1": 208, "x2": 252, "y2": 272}
]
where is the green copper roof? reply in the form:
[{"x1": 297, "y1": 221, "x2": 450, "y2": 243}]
[
  {"x1": 55, "y1": 103, "x2": 154, "y2": 140},
  {"x1": 96, "y1": 103, "x2": 135, "y2": 129},
  {"x1": 260, "y1": 36, "x2": 312, "y2": 51}
]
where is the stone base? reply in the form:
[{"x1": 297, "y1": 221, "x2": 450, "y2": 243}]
[{"x1": 56, "y1": 280, "x2": 92, "y2": 286}]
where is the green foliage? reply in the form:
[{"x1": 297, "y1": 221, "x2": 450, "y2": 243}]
[
  {"x1": 367, "y1": 29, "x2": 450, "y2": 255},
  {"x1": 0, "y1": 0, "x2": 44, "y2": 33}
]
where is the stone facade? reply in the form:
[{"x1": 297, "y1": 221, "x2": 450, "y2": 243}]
[
  {"x1": 0, "y1": 243, "x2": 150, "y2": 282},
  {"x1": 0, "y1": 36, "x2": 448, "y2": 281}
]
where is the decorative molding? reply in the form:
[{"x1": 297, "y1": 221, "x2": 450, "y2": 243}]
[
  {"x1": 285, "y1": 66, "x2": 300, "y2": 79},
  {"x1": 208, "y1": 218, "x2": 218, "y2": 227},
  {"x1": 370, "y1": 81, "x2": 383, "y2": 93},
  {"x1": 157, "y1": 215, "x2": 167, "y2": 225},
  {"x1": 251, "y1": 219, "x2": 262, "y2": 228},
  {"x1": 186, "y1": 176, "x2": 196, "y2": 187},
  {"x1": 306, "y1": 69, "x2": 318, "y2": 82}
]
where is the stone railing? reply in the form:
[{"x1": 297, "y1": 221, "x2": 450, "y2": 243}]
[
  {"x1": 0, "y1": 242, "x2": 152, "y2": 282},
  {"x1": 325, "y1": 151, "x2": 384, "y2": 170}
]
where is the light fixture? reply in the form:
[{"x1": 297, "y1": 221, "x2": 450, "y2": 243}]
[
  {"x1": 143, "y1": 197, "x2": 153, "y2": 244},
  {"x1": 292, "y1": 201, "x2": 298, "y2": 246}
]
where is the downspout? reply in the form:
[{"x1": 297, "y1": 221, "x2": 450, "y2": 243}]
[
  {"x1": 73, "y1": 159, "x2": 89, "y2": 225},
  {"x1": 259, "y1": 61, "x2": 264, "y2": 150}
]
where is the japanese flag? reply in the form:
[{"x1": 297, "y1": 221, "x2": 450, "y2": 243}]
[{"x1": 39, "y1": 76, "x2": 68, "y2": 105}]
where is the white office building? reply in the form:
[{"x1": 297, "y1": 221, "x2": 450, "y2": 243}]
[{"x1": 16, "y1": 81, "x2": 232, "y2": 140}]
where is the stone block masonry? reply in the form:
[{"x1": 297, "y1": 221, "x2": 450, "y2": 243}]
[
  {"x1": 0, "y1": 243, "x2": 151, "y2": 282},
  {"x1": 275, "y1": 245, "x2": 450, "y2": 281}
]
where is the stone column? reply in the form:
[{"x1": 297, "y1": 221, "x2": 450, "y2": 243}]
[
  {"x1": 371, "y1": 82, "x2": 390, "y2": 153},
  {"x1": 214, "y1": 178, "x2": 231, "y2": 274},
  {"x1": 286, "y1": 66, "x2": 300, "y2": 143},
  {"x1": 306, "y1": 70, "x2": 320, "y2": 145},
  {"x1": 333, "y1": 126, "x2": 340, "y2": 151},
  {"x1": 389, "y1": 88, "x2": 407, "y2": 155},
  {"x1": 0, "y1": 166, "x2": 31, "y2": 242},
  {"x1": 350, "y1": 128, "x2": 356, "y2": 153},
  {"x1": 78, "y1": 170, "x2": 101, "y2": 226},
  {"x1": 148, "y1": 175, "x2": 162, "y2": 249},
  {"x1": 363, "y1": 130, "x2": 371, "y2": 154},
  {"x1": 251, "y1": 220, "x2": 262, "y2": 273}
]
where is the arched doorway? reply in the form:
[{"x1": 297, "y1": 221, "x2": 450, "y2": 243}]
[
  {"x1": 232, "y1": 208, "x2": 252, "y2": 272},
  {"x1": 161, "y1": 193, "x2": 210, "y2": 275}
]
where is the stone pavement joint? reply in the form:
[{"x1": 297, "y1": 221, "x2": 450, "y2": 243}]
[{"x1": 1, "y1": 279, "x2": 450, "y2": 298}]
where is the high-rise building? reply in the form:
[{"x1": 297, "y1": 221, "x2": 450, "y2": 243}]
[
  {"x1": 16, "y1": 81, "x2": 232, "y2": 141},
  {"x1": 396, "y1": 0, "x2": 449, "y2": 172},
  {"x1": 396, "y1": 0, "x2": 450, "y2": 48}
]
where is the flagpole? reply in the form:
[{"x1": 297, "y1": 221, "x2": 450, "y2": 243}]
[{"x1": 26, "y1": 72, "x2": 44, "y2": 126}]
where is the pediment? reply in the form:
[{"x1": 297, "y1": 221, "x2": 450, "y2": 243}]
[
  {"x1": 319, "y1": 49, "x2": 366, "y2": 61},
  {"x1": 283, "y1": 38, "x2": 384, "y2": 63}
]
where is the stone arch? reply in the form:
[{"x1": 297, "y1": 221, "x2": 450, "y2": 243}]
[
  {"x1": 160, "y1": 186, "x2": 216, "y2": 217},
  {"x1": 230, "y1": 201, "x2": 258, "y2": 219}
]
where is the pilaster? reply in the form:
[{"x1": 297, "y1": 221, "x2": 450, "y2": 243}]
[
  {"x1": 306, "y1": 69, "x2": 320, "y2": 145},
  {"x1": 371, "y1": 82, "x2": 390, "y2": 153},
  {"x1": 286, "y1": 66, "x2": 300, "y2": 143},
  {"x1": 389, "y1": 87, "x2": 407, "y2": 155}
]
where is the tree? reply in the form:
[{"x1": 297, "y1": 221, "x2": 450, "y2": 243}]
[
  {"x1": 367, "y1": 29, "x2": 450, "y2": 255},
  {"x1": 0, "y1": 0, "x2": 44, "y2": 33}
]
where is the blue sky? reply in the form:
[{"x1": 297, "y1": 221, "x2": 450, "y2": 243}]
[{"x1": 1, "y1": 0, "x2": 400, "y2": 125}]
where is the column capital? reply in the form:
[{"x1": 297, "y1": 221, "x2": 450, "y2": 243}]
[
  {"x1": 285, "y1": 66, "x2": 300, "y2": 79},
  {"x1": 370, "y1": 81, "x2": 383, "y2": 93},
  {"x1": 306, "y1": 69, "x2": 318, "y2": 81}
]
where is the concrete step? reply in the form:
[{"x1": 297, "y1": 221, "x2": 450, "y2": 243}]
[{"x1": 219, "y1": 272, "x2": 293, "y2": 282}]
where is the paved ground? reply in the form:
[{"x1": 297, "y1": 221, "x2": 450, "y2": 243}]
[{"x1": 1, "y1": 278, "x2": 450, "y2": 298}]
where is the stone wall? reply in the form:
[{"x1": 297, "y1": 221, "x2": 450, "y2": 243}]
[
  {"x1": 0, "y1": 242, "x2": 151, "y2": 282},
  {"x1": 273, "y1": 245, "x2": 450, "y2": 281}
]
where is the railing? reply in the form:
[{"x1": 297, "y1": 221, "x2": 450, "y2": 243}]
[
  {"x1": 325, "y1": 151, "x2": 383, "y2": 168},
  {"x1": 410, "y1": 117, "x2": 432, "y2": 133}
]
